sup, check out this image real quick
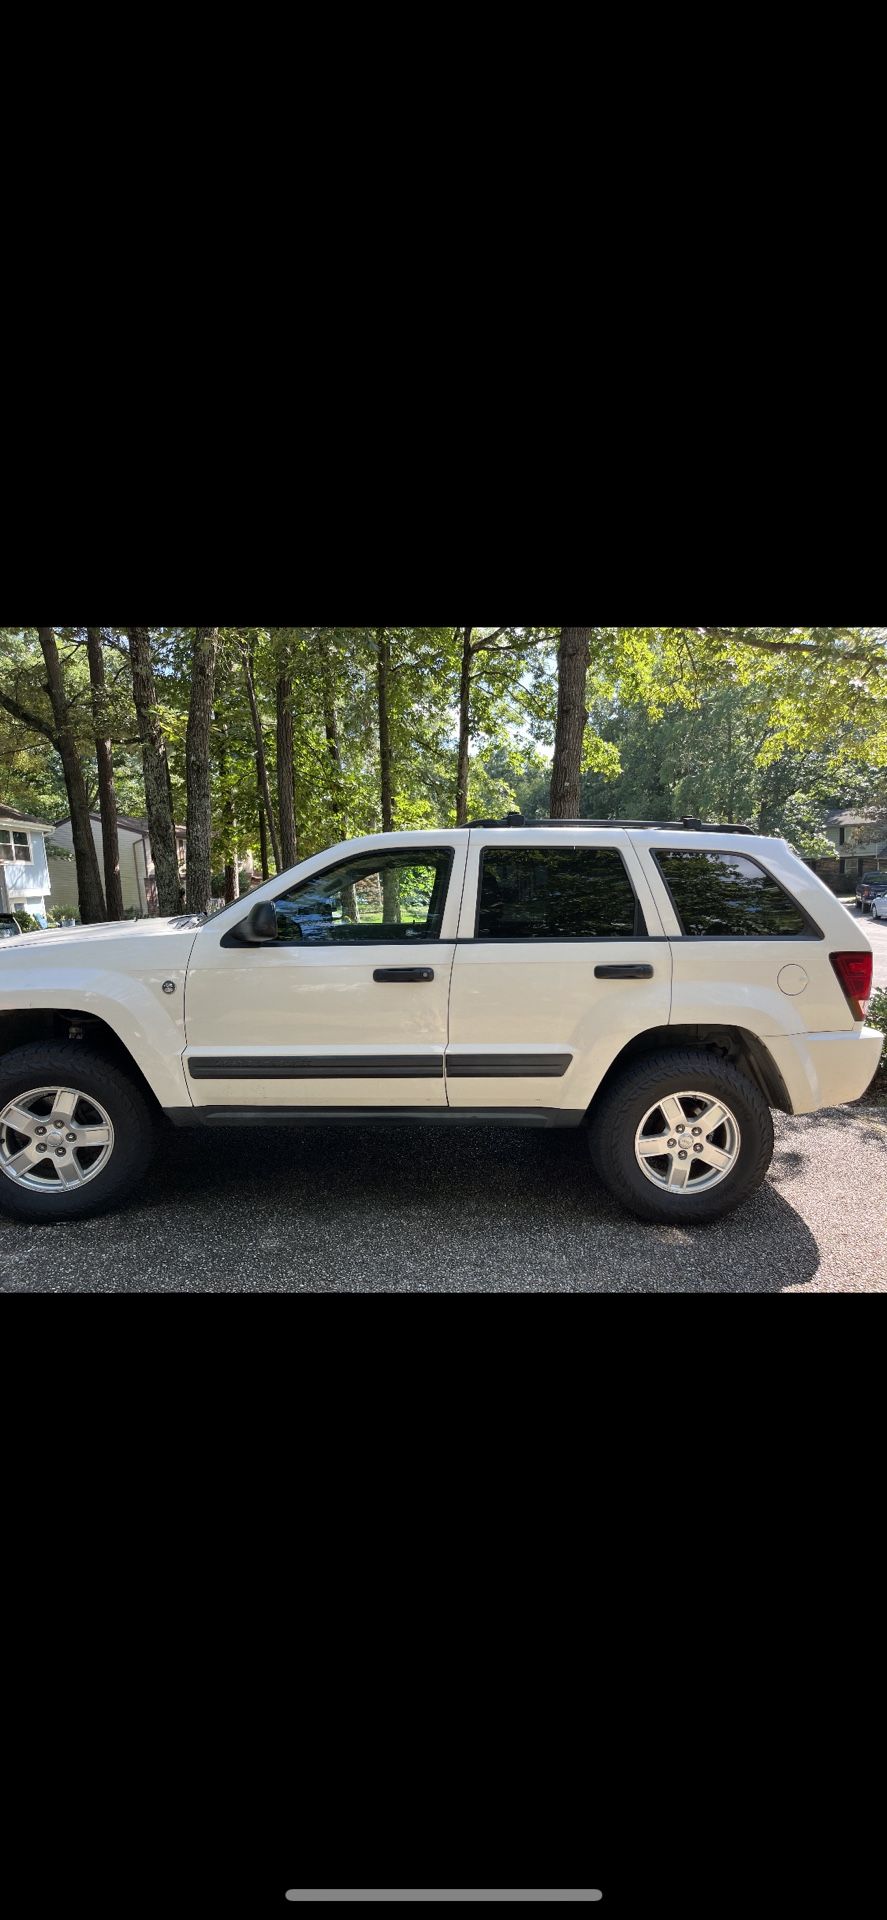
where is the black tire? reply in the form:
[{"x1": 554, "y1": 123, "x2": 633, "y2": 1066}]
[
  {"x1": 0, "y1": 1043, "x2": 155, "y2": 1222},
  {"x1": 587, "y1": 1047, "x2": 775, "y2": 1225}
]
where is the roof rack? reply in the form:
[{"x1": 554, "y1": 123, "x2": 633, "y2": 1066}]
[{"x1": 466, "y1": 813, "x2": 756, "y2": 835}]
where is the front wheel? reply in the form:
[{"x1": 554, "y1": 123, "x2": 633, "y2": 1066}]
[
  {"x1": 0, "y1": 1043, "x2": 155, "y2": 1222},
  {"x1": 587, "y1": 1048, "x2": 775, "y2": 1224}
]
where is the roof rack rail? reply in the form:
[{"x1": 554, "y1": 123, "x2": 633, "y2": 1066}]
[{"x1": 466, "y1": 814, "x2": 757, "y2": 835}]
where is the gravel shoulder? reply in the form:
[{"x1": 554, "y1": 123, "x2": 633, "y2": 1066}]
[{"x1": 1, "y1": 1101, "x2": 885, "y2": 1294}]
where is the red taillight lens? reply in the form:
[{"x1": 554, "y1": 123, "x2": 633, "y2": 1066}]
[{"x1": 831, "y1": 950, "x2": 874, "y2": 1019}]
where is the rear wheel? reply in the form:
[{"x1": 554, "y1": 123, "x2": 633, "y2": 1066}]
[
  {"x1": 0, "y1": 1043, "x2": 155, "y2": 1222},
  {"x1": 588, "y1": 1048, "x2": 774, "y2": 1224}
]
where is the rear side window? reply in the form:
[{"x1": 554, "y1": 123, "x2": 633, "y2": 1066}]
[
  {"x1": 654, "y1": 851, "x2": 810, "y2": 937},
  {"x1": 477, "y1": 846, "x2": 642, "y2": 939}
]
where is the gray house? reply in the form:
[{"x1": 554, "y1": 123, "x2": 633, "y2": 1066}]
[
  {"x1": 818, "y1": 808, "x2": 887, "y2": 886},
  {"x1": 49, "y1": 813, "x2": 187, "y2": 917},
  {"x1": 0, "y1": 802, "x2": 52, "y2": 921}
]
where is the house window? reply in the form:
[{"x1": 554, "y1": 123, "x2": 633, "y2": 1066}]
[{"x1": 0, "y1": 829, "x2": 32, "y2": 863}]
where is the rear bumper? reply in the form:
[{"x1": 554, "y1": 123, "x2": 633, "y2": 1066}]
[{"x1": 766, "y1": 1029, "x2": 884, "y2": 1114}]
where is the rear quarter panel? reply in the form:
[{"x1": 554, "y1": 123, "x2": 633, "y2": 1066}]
[{"x1": 629, "y1": 832, "x2": 868, "y2": 1036}]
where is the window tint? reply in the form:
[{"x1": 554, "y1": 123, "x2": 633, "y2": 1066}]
[
  {"x1": 477, "y1": 846, "x2": 640, "y2": 940},
  {"x1": 654, "y1": 851, "x2": 809, "y2": 937},
  {"x1": 273, "y1": 849, "x2": 453, "y2": 945}
]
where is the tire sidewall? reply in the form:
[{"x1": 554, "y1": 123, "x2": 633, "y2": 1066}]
[
  {"x1": 0, "y1": 1045, "x2": 153, "y2": 1222},
  {"x1": 591, "y1": 1051, "x2": 774, "y2": 1224}
]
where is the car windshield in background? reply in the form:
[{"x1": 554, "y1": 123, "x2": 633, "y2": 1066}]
[{"x1": 654, "y1": 851, "x2": 810, "y2": 938}]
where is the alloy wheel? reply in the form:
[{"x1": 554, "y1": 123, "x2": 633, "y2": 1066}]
[
  {"x1": 634, "y1": 1090, "x2": 741, "y2": 1194},
  {"x1": 0, "y1": 1086, "x2": 115, "y2": 1192}
]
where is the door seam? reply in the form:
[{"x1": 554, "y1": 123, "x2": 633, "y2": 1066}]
[{"x1": 445, "y1": 837, "x2": 473, "y2": 1106}]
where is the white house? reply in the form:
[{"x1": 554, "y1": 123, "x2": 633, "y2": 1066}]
[
  {"x1": 49, "y1": 813, "x2": 187, "y2": 917},
  {"x1": 0, "y1": 803, "x2": 53, "y2": 922}
]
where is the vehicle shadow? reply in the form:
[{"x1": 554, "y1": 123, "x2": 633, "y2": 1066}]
[
  {"x1": 101, "y1": 1120, "x2": 822, "y2": 1294},
  {"x1": 780, "y1": 1104, "x2": 887, "y2": 1149}
]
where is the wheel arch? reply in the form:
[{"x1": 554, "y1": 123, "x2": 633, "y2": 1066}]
[
  {"x1": 0, "y1": 1008, "x2": 166, "y2": 1119},
  {"x1": 587, "y1": 1023, "x2": 793, "y2": 1116}
]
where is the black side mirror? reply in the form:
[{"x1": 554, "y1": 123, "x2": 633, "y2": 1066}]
[{"x1": 233, "y1": 900, "x2": 280, "y2": 945}]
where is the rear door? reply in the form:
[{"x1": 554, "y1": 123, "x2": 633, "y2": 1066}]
[
  {"x1": 184, "y1": 834, "x2": 468, "y2": 1108},
  {"x1": 446, "y1": 830, "x2": 671, "y2": 1112}
]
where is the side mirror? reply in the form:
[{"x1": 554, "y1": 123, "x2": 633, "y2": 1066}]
[{"x1": 233, "y1": 900, "x2": 280, "y2": 945}]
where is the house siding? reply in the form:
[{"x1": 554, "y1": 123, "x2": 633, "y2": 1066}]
[
  {"x1": 0, "y1": 837, "x2": 50, "y2": 915},
  {"x1": 48, "y1": 818, "x2": 187, "y2": 917},
  {"x1": 49, "y1": 820, "x2": 147, "y2": 915}
]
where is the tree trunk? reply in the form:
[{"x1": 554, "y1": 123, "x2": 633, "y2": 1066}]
[
  {"x1": 257, "y1": 775, "x2": 270, "y2": 880},
  {"x1": 377, "y1": 627, "x2": 393, "y2": 831},
  {"x1": 550, "y1": 626, "x2": 592, "y2": 818},
  {"x1": 243, "y1": 642, "x2": 281, "y2": 871},
  {"x1": 86, "y1": 628, "x2": 124, "y2": 920},
  {"x1": 455, "y1": 625, "x2": 474, "y2": 826},
  {"x1": 376, "y1": 627, "x2": 398, "y2": 921},
  {"x1": 38, "y1": 628, "x2": 106, "y2": 923},
  {"x1": 218, "y1": 726, "x2": 240, "y2": 904},
  {"x1": 185, "y1": 627, "x2": 219, "y2": 915},
  {"x1": 276, "y1": 669, "x2": 298, "y2": 870},
  {"x1": 127, "y1": 627, "x2": 184, "y2": 915},
  {"x1": 320, "y1": 633, "x2": 346, "y2": 827},
  {"x1": 319, "y1": 633, "x2": 356, "y2": 911}
]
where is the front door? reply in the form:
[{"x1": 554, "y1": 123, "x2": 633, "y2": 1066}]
[
  {"x1": 184, "y1": 835, "x2": 468, "y2": 1108},
  {"x1": 447, "y1": 831, "x2": 672, "y2": 1112}
]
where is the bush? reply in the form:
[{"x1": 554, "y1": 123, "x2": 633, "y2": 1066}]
[
  {"x1": 866, "y1": 987, "x2": 887, "y2": 1106},
  {"x1": 869, "y1": 987, "x2": 887, "y2": 1037},
  {"x1": 13, "y1": 910, "x2": 41, "y2": 933}
]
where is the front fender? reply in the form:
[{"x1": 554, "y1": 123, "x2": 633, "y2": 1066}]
[{"x1": 0, "y1": 936, "x2": 197, "y2": 1108}]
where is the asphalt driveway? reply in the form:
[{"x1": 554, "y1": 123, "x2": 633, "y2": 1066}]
[{"x1": 1, "y1": 1100, "x2": 885, "y2": 1293}]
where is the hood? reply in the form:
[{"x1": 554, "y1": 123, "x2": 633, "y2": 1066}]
[{"x1": 0, "y1": 914, "x2": 206, "y2": 952}]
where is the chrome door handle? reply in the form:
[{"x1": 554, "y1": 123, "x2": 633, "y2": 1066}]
[{"x1": 373, "y1": 967, "x2": 435, "y2": 983}]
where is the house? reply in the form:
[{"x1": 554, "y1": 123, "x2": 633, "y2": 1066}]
[
  {"x1": 0, "y1": 803, "x2": 53, "y2": 922},
  {"x1": 48, "y1": 813, "x2": 187, "y2": 917},
  {"x1": 813, "y1": 807, "x2": 887, "y2": 891}
]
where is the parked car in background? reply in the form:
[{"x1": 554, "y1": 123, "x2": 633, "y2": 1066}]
[
  {"x1": 0, "y1": 914, "x2": 23, "y2": 941},
  {"x1": 871, "y1": 889, "x2": 887, "y2": 923},
  {"x1": 856, "y1": 872, "x2": 887, "y2": 913}
]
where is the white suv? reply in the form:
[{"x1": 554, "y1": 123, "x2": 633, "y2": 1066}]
[{"x1": 0, "y1": 819, "x2": 881, "y2": 1226}]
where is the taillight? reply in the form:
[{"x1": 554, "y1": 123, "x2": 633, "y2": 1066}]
[{"x1": 830, "y1": 950, "x2": 874, "y2": 1020}]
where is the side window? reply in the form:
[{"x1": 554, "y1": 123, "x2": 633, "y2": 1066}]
[
  {"x1": 272, "y1": 849, "x2": 454, "y2": 945},
  {"x1": 654, "y1": 851, "x2": 810, "y2": 937},
  {"x1": 477, "y1": 846, "x2": 642, "y2": 940}
]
